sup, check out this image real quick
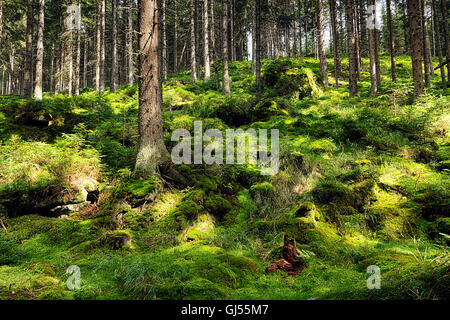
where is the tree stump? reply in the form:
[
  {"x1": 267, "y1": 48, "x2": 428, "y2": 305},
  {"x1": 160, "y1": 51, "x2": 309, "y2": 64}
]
[{"x1": 265, "y1": 235, "x2": 306, "y2": 275}]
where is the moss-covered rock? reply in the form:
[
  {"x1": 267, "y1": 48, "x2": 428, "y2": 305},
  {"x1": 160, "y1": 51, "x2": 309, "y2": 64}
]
[
  {"x1": 249, "y1": 182, "x2": 276, "y2": 199},
  {"x1": 204, "y1": 195, "x2": 232, "y2": 217}
]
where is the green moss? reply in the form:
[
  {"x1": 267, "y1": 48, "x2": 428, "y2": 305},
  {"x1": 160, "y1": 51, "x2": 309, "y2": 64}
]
[
  {"x1": 294, "y1": 202, "x2": 320, "y2": 221},
  {"x1": 249, "y1": 182, "x2": 276, "y2": 199},
  {"x1": 204, "y1": 195, "x2": 232, "y2": 217},
  {"x1": 195, "y1": 175, "x2": 219, "y2": 192}
]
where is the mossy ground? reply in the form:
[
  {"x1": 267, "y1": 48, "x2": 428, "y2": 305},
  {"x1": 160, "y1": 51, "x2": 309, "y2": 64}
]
[{"x1": 0, "y1": 56, "x2": 449, "y2": 300}]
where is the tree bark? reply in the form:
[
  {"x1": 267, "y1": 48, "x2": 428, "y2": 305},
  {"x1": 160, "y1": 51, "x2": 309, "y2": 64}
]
[
  {"x1": 353, "y1": 0, "x2": 361, "y2": 80},
  {"x1": 190, "y1": 0, "x2": 197, "y2": 82},
  {"x1": 369, "y1": 0, "x2": 378, "y2": 95},
  {"x1": 330, "y1": 0, "x2": 342, "y2": 86},
  {"x1": 441, "y1": 0, "x2": 450, "y2": 82},
  {"x1": 408, "y1": 0, "x2": 425, "y2": 96},
  {"x1": 432, "y1": 0, "x2": 447, "y2": 88},
  {"x1": 421, "y1": 0, "x2": 432, "y2": 86},
  {"x1": 174, "y1": 0, "x2": 178, "y2": 73},
  {"x1": 100, "y1": 0, "x2": 105, "y2": 91},
  {"x1": 135, "y1": 0, "x2": 169, "y2": 177},
  {"x1": 204, "y1": 0, "x2": 211, "y2": 81},
  {"x1": 386, "y1": 0, "x2": 397, "y2": 81},
  {"x1": 345, "y1": 0, "x2": 358, "y2": 96},
  {"x1": 255, "y1": 0, "x2": 262, "y2": 93},
  {"x1": 252, "y1": 0, "x2": 256, "y2": 74},
  {"x1": 127, "y1": 0, "x2": 134, "y2": 86},
  {"x1": 316, "y1": 0, "x2": 328, "y2": 87},
  {"x1": 222, "y1": 0, "x2": 231, "y2": 95},
  {"x1": 34, "y1": 0, "x2": 45, "y2": 100},
  {"x1": 211, "y1": 0, "x2": 220, "y2": 90},
  {"x1": 75, "y1": 3, "x2": 81, "y2": 95},
  {"x1": 24, "y1": 0, "x2": 34, "y2": 98},
  {"x1": 95, "y1": 1, "x2": 101, "y2": 91},
  {"x1": 111, "y1": 0, "x2": 118, "y2": 92},
  {"x1": 161, "y1": 0, "x2": 167, "y2": 83}
]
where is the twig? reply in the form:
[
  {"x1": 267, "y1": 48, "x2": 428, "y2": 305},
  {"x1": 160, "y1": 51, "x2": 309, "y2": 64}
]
[{"x1": 0, "y1": 218, "x2": 8, "y2": 234}]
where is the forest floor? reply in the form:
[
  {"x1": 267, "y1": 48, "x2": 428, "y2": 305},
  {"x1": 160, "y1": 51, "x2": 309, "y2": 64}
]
[{"x1": 0, "y1": 55, "x2": 449, "y2": 300}]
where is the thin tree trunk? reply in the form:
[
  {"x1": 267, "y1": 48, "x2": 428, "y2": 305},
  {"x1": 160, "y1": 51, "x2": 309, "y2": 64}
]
[
  {"x1": 34, "y1": 0, "x2": 45, "y2": 100},
  {"x1": 190, "y1": 0, "x2": 197, "y2": 81},
  {"x1": 386, "y1": 0, "x2": 397, "y2": 81},
  {"x1": 369, "y1": 0, "x2": 378, "y2": 95},
  {"x1": 162, "y1": 0, "x2": 167, "y2": 83},
  {"x1": 111, "y1": 0, "x2": 118, "y2": 92},
  {"x1": 24, "y1": 0, "x2": 33, "y2": 98},
  {"x1": 345, "y1": 0, "x2": 358, "y2": 96},
  {"x1": 127, "y1": 0, "x2": 134, "y2": 86},
  {"x1": 255, "y1": 0, "x2": 261, "y2": 93},
  {"x1": 422, "y1": 0, "x2": 432, "y2": 86},
  {"x1": 408, "y1": 0, "x2": 425, "y2": 96},
  {"x1": 330, "y1": 0, "x2": 342, "y2": 86},
  {"x1": 353, "y1": 0, "x2": 361, "y2": 80},
  {"x1": 75, "y1": 3, "x2": 81, "y2": 95},
  {"x1": 316, "y1": 0, "x2": 328, "y2": 87},
  {"x1": 135, "y1": 0, "x2": 169, "y2": 177},
  {"x1": 252, "y1": 0, "x2": 256, "y2": 74},
  {"x1": 441, "y1": 0, "x2": 449, "y2": 82},
  {"x1": 95, "y1": 1, "x2": 101, "y2": 91},
  {"x1": 432, "y1": 0, "x2": 447, "y2": 88},
  {"x1": 222, "y1": 0, "x2": 231, "y2": 95},
  {"x1": 100, "y1": 0, "x2": 105, "y2": 91},
  {"x1": 211, "y1": 0, "x2": 220, "y2": 90},
  {"x1": 83, "y1": 30, "x2": 88, "y2": 89},
  {"x1": 174, "y1": 0, "x2": 178, "y2": 73},
  {"x1": 204, "y1": 0, "x2": 211, "y2": 81}
]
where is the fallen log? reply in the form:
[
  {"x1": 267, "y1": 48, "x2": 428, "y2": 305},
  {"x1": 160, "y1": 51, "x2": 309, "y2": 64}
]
[{"x1": 266, "y1": 235, "x2": 306, "y2": 275}]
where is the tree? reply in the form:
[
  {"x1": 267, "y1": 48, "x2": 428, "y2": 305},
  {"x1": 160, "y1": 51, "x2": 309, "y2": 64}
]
[
  {"x1": 441, "y1": 0, "x2": 449, "y2": 82},
  {"x1": 127, "y1": 0, "x2": 134, "y2": 86},
  {"x1": 24, "y1": 0, "x2": 34, "y2": 98},
  {"x1": 345, "y1": 0, "x2": 358, "y2": 96},
  {"x1": 174, "y1": 0, "x2": 178, "y2": 73},
  {"x1": 432, "y1": 0, "x2": 446, "y2": 89},
  {"x1": 74, "y1": 2, "x2": 82, "y2": 96},
  {"x1": 111, "y1": 0, "x2": 118, "y2": 92},
  {"x1": 316, "y1": 0, "x2": 328, "y2": 87},
  {"x1": 330, "y1": 0, "x2": 342, "y2": 87},
  {"x1": 203, "y1": 0, "x2": 211, "y2": 81},
  {"x1": 162, "y1": 0, "x2": 167, "y2": 83},
  {"x1": 135, "y1": 0, "x2": 169, "y2": 177},
  {"x1": 407, "y1": 0, "x2": 425, "y2": 96},
  {"x1": 421, "y1": 0, "x2": 432, "y2": 87},
  {"x1": 190, "y1": 0, "x2": 197, "y2": 82},
  {"x1": 34, "y1": 0, "x2": 45, "y2": 100},
  {"x1": 255, "y1": 0, "x2": 262, "y2": 93},
  {"x1": 368, "y1": 0, "x2": 378, "y2": 95},
  {"x1": 222, "y1": 0, "x2": 231, "y2": 96},
  {"x1": 386, "y1": 0, "x2": 397, "y2": 81}
]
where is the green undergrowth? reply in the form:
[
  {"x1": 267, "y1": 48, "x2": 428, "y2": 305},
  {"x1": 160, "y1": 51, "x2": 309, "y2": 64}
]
[{"x1": 0, "y1": 56, "x2": 448, "y2": 300}]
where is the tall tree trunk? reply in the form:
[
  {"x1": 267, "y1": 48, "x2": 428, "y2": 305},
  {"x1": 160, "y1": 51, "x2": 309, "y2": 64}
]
[
  {"x1": 204, "y1": 0, "x2": 211, "y2": 81},
  {"x1": 75, "y1": 3, "x2": 81, "y2": 95},
  {"x1": 421, "y1": 0, "x2": 432, "y2": 86},
  {"x1": 330, "y1": 0, "x2": 342, "y2": 86},
  {"x1": 373, "y1": 0, "x2": 381, "y2": 87},
  {"x1": 345, "y1": 0, "x2": 358, "y2": 96},
  {"x1": 83, "y1": 30, "x2": 88, "y2": 89},
  {"x1": 293, "y1": 1, "x2": 298, "y2": 58},
  {"x1": 386, "y1": 0, "x2": 397, "y2": 81},
  {"x1": 127, "y1": 0, "x2": 134, "y2": 86},
  {"x1": 359, "y1": 0, "x2": 368, "y2": 57},
  {"x1": 161, "y1": 0, "x2": 167, "y2": 83},
  {"x1": 368, "y1": 0, "x2": 378, "y2": 95},
  {"x1": 190, "y1": 0, "x2": 197, "y2": 81},
  {"x1": 211, "y1": 0, "x2": 220, "y2": 90},
  {"x1": 407, "y1": 0, "x2": 425, "y2": 96},
  {"x1": 316, "y1": 0, "x2": 328, "y2": 87},
  {"x1": 432, "y1": 0, "x2": 447, "y2": 88},
  {"x1": 255, "y1": 0, "x2": 262, "y2": 93},
  {"x1": 100, "y1": 0, "x2": 105, "y2": 91},
  {"x1": 95, "y1": 1, "x2": 101, "y2": 91},
  {"x1": 353, "y1": 0, "x2": 361, "y2": 80},
  {"x1": 441, "y1": 0, "x2": 449, "y2": 82},
  {"x1": 252, "y1": 0, "x2": 256, "y2": 74},
  {"x1": 34, "y1": 0, "x2": 45, "y2": 100},
  {"x1": 65, "y1": 8, "x2": 74, "y2": 96},
  {"x1": 135, "y1": 0, "x2": 169, "y2": 177},
  {"x1": 111, "y1": 0, "x2": 118, "y2": 92},
  {"x1": 24, "y1": 0, "x2": 34, "y2": 98},
  {"x1": 230, "y1": 0, "x2": 236, "y2": 62},
  {"x1": 174, "y1": 0, "x2": 178, "y2": 73},
  {"x1": 222, "y1": 0, "x2": 231, "y2": 95}
]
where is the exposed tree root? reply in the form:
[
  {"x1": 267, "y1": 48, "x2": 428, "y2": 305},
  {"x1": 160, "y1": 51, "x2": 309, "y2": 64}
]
[{"x1": 266, "y1": 235, "x2": 307, "y2": 275}]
